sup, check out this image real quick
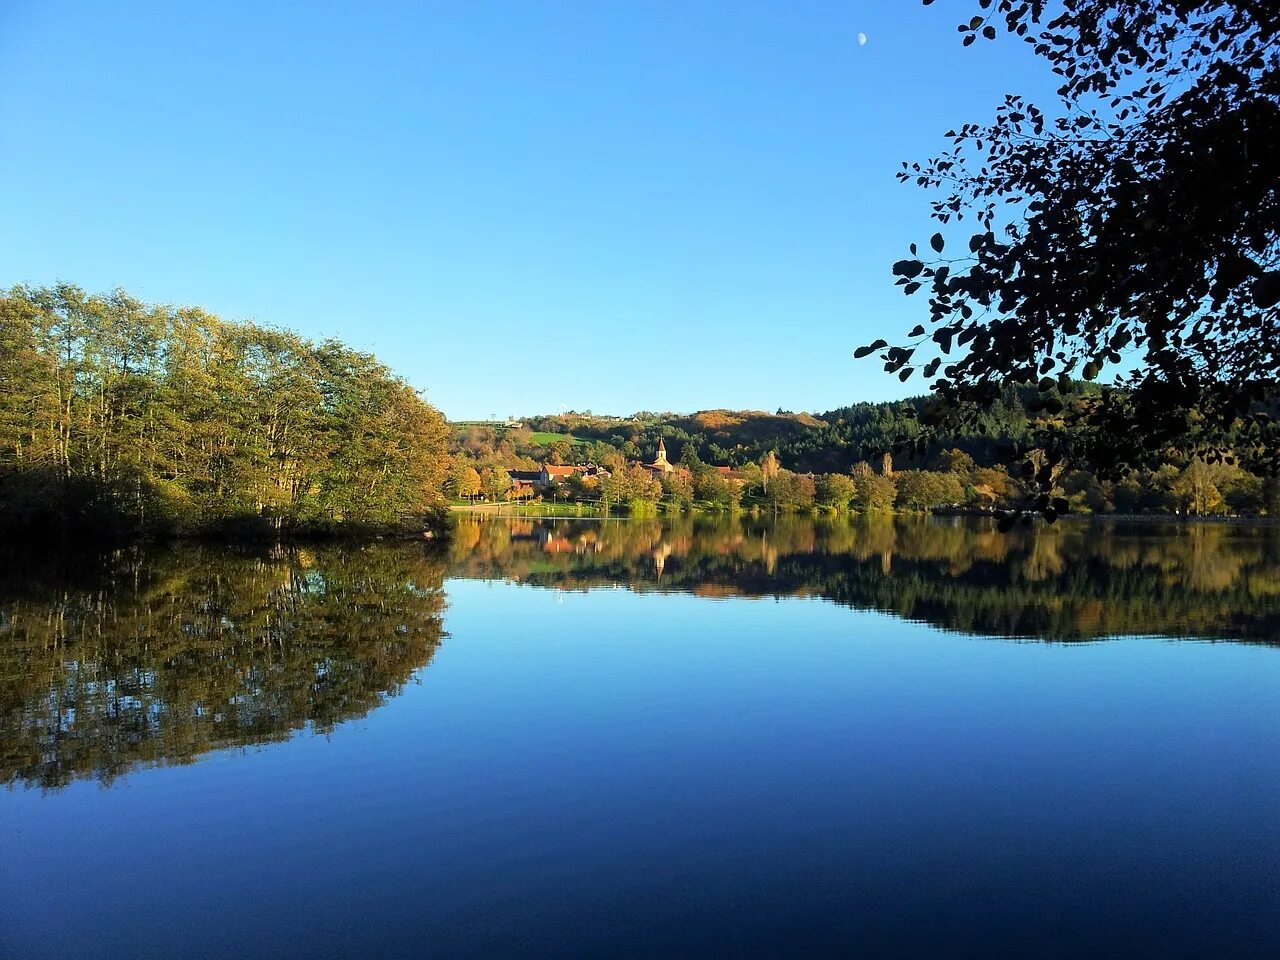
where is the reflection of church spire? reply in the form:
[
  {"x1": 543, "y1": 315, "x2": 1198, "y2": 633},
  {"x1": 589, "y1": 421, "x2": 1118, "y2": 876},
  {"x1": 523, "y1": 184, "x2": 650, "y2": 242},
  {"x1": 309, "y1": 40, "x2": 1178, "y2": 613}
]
[{"x1": 653, "y1": 541, "x2": 673, "y2": 580}]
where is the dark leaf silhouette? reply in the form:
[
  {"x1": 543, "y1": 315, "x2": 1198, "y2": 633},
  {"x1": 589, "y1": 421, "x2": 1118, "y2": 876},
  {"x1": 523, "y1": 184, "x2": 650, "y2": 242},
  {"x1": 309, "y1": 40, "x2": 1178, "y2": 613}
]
[{"x1": 873, "y1": 1, "x2": 1280, "y2": 486}]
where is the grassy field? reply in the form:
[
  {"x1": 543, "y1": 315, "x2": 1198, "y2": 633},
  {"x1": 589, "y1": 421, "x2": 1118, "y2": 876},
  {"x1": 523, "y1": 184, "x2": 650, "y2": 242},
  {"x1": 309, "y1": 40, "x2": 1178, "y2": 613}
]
[{"x1": 525, "y1": 431, "x2": 584, "y2": 446}]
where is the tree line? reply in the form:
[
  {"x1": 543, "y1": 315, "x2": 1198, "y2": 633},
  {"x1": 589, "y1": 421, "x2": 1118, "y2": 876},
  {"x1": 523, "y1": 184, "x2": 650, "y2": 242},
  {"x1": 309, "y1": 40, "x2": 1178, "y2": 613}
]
[
  {"x1": 445, "y1": 389, "x2": 1280, "y2": 517},
  {"x1": 0, "y1": 284, "x2": 451, "y2": 540}
]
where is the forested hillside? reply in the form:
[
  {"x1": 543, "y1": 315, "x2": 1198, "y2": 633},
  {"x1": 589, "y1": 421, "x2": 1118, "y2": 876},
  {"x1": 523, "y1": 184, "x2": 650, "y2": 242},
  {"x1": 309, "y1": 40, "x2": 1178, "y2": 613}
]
[
  {"x1": 0, "y1": 284, "x2": 451, "y2": 539},
  {"x1": 449, "y1": 388, "x2": 1280, "y2": 517},
  {"x1": 461, "y1": 393, "x2": 1037, "y2": 474}
]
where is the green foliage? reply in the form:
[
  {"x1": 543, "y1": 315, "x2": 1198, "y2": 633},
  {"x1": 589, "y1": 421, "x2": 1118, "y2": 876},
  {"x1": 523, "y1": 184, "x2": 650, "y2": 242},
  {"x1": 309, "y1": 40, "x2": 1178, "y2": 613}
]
[
  {"x1": 894, "y1": 471, "x2": 967, "y2": 511},
  {"x1": 851, "y1": 463, "x2": 897, "y2": 512},
  {"x1": 817, "y1": 473, "x2": 857, "y2": 511},
  {"x1": 767, "y1": 470, "x2": 816, "y2": 512},
  {"x1": 691, "y1": 470, "x2": 740, "y2": 511},
  {"x1": 661, "y1": 472, "x2": 695, "y2": 511},
  {"x1": 0, "y1": 285, "x2": 451, "y2": 540},
  {"x1": 600, "y1": 465, "x2": 663, "y2": 512}
]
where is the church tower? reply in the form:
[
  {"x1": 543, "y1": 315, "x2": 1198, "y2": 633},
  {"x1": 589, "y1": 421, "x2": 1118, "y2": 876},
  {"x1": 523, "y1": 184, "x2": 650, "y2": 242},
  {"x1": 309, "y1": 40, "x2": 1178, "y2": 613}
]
[{"x1": 644, "y1": 438, "x2": 675, "y2": 474}]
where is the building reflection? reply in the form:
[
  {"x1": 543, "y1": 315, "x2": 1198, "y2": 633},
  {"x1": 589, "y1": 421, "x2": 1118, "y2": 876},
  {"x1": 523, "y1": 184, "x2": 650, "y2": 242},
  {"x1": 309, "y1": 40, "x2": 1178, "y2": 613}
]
[{"x1": 448, "y1": 515, "x2": 1280, "y2": 643}]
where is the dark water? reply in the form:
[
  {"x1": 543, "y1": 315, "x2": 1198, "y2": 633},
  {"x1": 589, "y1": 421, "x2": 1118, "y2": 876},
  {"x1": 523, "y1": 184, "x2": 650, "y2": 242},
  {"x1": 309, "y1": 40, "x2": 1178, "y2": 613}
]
[{"x1": 2, "y1": 516, "x2": 1278, "y2": 958}]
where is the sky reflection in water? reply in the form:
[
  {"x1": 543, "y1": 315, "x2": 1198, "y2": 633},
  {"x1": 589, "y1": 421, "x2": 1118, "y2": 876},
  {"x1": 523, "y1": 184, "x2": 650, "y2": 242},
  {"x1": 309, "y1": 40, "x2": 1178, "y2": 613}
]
[{"x1": 1, "y1": 517, "x2": 1277, "y2": 958}]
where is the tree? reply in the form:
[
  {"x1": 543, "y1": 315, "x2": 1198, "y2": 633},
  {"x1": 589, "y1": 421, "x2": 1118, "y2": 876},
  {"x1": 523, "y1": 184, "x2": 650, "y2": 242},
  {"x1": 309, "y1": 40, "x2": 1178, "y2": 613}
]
[
  {"x1": 894, "y1": 470, "x2": 966, "y2": 511},
  {"x1": 480, "y1": 466, "x2": 512, "y2": 502},
  {"x1": 1264, "y1": 477, "x2": 1280, "y2": 515},
  {"x1": 661, "y1": 472, "x2": 695, "y2": 511},
  {"x1": 624, "y1": 465, "x2": 663, "y2": 511},
  {"x1": 817, "y1": 473, "x2": 857, "y2": 511},
  {"x1": 678, "y1": 443, "x2": 703, "y2": 472},
  {"x1": 969, "y1": 465, "x2": 1014, "y2": 508},
  {"x1": 450, "y1": 460, "x2": 482, "y2": 502},
  {"x1": 936, "y1": 448, "x2": 976, "y2": 477},
  {"x1": 861, "y1": 1, "x2": 1280, "y2": 499},
  {"x1": 693, "y1": 470, "x2": 732, "y2": 509},
  {"x1": 1170, "y1": 458, "x2": 1225, "y2": 515},
  {"x1": 545, "y1": 438, "x2": 573, "y2": 466},
  {"x1": 851, "y1": 464, "x2": 897, "y2": 512},
  {"x1": 760, "y1": 450, "x2": 781, "y2": 492},
  {"x1": 735, "y1": 462, "x2": 765, "y2": 498},
  {"x1": 1061, "y1": 469, "x2": 1113, "y2": 513},
  {"x1": 1221, "y1": 469, "x2": 1263, "y2": 514},
  {"x1": 768, "y1": 470, "x2": 816, "y2": 512},
  {"x1": 0, "y1": 285, "x2": 452, "y2": 538}
]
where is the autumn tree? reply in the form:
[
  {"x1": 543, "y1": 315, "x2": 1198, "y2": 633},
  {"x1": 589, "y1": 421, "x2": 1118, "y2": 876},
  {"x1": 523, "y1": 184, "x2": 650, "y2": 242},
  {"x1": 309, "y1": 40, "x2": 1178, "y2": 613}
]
[
  {"x1": 450, "y1": 459, "x2": 482, "y2": 503},
  {"x1": 760, "y1": 450, "x2": 781, "y2": 493},
  {"x1": 936, "y1": 448, "x2": 977, "y2": 477},
  {"x1": 480, "y1": 466, "x2": 512, "y2": 502},
  {"x1": 545, "y1": 438, "x2": 573, "y2": 466},
  {"x1": 851, "y1": 462, "x2": 898, "y2": 512},
  {"x1": 1170, "y1": 458, "x2": 1225, "y2": 515}
]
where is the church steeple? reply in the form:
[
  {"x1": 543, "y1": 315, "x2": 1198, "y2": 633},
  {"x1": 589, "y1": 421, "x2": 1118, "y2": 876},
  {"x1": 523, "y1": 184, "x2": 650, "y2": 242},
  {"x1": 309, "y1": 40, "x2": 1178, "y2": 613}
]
[{"x1": 644, "y1": 438, "x2": 674, "y2": 474}]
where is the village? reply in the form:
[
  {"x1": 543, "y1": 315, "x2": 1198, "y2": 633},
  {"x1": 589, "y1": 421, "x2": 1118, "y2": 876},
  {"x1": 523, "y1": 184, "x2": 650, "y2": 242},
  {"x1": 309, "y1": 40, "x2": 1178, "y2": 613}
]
[{"x1": 503, "y1": 439, "x2": 743, "y2": 501}]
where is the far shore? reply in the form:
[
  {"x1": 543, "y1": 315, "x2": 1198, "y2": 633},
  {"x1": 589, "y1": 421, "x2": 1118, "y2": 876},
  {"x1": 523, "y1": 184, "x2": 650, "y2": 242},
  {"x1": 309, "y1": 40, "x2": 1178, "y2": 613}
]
[{"x1": 451, "y1": 503, "x2": 1280, "y2": 524}]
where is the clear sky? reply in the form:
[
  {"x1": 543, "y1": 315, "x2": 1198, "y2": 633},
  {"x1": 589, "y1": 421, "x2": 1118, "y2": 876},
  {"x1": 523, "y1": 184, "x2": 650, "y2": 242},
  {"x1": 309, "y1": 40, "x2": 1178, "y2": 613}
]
[{"x1": 0, "y1": 1, "x2": 1053, "y2": 421}]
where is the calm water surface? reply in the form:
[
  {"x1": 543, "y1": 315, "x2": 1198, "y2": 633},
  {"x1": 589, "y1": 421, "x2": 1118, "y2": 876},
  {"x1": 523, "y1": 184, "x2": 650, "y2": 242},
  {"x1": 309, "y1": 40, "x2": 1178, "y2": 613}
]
[{"x1": 2, "y1": 516, "x2": 1278, "y2": 958}]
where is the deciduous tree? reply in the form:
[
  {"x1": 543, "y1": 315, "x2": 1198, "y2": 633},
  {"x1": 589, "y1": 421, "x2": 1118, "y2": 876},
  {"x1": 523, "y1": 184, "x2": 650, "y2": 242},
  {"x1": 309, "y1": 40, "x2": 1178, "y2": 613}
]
[{"x1": 861, "y1": 1, "x2": 1280, "y2": 511}]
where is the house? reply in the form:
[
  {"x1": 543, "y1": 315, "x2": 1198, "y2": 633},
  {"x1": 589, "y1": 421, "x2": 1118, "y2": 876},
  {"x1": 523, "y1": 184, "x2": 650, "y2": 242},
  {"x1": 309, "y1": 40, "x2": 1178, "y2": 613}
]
[
  {"x1": 509, "y1": 479, "x2": 537, "y2": 500},
  {"x1": 541, "y1": 464, "x2": 580, "y2": 485},
  {"x1": 507, "y1": 463, "x2": 612, "y2": 492}
]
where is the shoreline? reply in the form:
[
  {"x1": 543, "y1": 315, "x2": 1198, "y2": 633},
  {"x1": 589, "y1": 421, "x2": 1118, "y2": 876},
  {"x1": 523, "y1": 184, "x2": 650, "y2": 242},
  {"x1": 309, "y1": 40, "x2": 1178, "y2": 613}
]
[{"x1": 452, "y1": 503, "x2": 1280, "y2": 526}]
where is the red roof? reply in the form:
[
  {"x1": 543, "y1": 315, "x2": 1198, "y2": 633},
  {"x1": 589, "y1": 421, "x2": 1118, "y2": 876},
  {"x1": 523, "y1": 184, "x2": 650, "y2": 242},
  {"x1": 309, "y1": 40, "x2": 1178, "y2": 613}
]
[{"x1": 542, "y1": 464, "x2": 580, "y2": 477}]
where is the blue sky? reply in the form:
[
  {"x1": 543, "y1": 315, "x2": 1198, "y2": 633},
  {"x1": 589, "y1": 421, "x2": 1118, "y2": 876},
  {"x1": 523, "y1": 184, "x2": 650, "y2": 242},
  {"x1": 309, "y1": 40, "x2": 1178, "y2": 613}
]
[{"x1": 0, "y1": 1, "x2": 1053, "y2": 421}]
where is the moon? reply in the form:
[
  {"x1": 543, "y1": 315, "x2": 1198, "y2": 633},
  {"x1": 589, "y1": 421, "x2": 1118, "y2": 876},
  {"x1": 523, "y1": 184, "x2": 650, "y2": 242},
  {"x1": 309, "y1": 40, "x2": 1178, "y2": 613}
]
[{"x1": 857, "y1": 32, "x2": 867, "y2": 46}]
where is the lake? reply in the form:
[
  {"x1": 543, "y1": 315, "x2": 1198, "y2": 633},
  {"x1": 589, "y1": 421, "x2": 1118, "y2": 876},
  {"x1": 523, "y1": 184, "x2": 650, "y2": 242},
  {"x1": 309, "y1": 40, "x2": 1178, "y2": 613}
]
[{"x1": 2, "y1": 515, "x2": 1278, "y2": 958}]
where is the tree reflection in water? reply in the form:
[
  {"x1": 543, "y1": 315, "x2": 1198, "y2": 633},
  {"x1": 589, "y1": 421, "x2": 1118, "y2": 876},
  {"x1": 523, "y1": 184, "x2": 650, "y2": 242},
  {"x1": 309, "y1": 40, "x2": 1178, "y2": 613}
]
[
  {"x1": 3, "y1": 517, "x2": 1277, "y2": 791},
  {"x1": 449, "y1": 515, "x2": 1280, "y2": 643},
  {"x1": 0, "y1": 544, "x2": 447, "y2": 791}
]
